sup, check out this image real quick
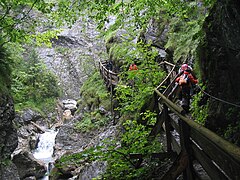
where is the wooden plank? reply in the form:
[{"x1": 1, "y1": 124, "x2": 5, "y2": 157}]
[
  {"x1": 178, "y1": 120, "x2": 194, "y2": 179},
  {"x1": 161, "y1": 150, "x2": 189, "y2": 180},
  {"x1": 156, "y1": 63, "x2": 176, "y2": 90},
  {"x1": 163, "y1": 79, "x2": 177, "y2": 96},
  {"x1": 191, "y1": 141, "x2": 227, "y2": 180},
  {"x1": 155, "y1": 89, "x2": 185, "y2": 115},
  {"x1": 190, "y1": 128, "x2": 240, "y2": 179}
]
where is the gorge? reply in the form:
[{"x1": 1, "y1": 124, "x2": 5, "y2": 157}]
[{"x1": 1, "y1": 0, "x2": 240, "y2": 179}]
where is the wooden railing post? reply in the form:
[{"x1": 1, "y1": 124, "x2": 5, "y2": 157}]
[
  {"x1": 179, "y1": 120, "x2": 193, "y2": 179},
  {"x1": 163, "y1": 104, "x2": 172, "y2": 153},
  {"x1": 110, "y1": 72, "x2": 113, "y2": 118}
]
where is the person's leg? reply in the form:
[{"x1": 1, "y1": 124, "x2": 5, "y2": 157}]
[{"x1": 181, "y1": 86, "x2": 190, "y2": 112}]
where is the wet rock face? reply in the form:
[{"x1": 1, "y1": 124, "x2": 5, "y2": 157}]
[
  {"x1": 0, "y1": 94, "x2": 19, "y2": 179},
  {"x1": 199, "y1": 0, "x2": 240, "y2": 130}
]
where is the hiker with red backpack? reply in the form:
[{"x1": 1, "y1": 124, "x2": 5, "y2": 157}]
[
  {"x1": 175, "y1": 64, "x2": 198, "y2": 112},
  {"x1": 128, "y1": 62, "x2": 138, "y2": 87},
  {"x1": 129, "y1": 63, "x2": 138, "y2": 71}
]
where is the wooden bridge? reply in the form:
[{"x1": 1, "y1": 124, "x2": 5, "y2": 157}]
[{"x1": 99, "y1": 60, "x2": 240, "y2": 180}]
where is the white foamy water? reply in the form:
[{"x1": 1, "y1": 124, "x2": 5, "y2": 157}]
[{"x1": 33, "y1": 129, "x2": 58, "y2": 180}]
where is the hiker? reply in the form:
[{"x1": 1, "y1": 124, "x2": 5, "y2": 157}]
[
  {"x1": 129, "y1": 63, "x2": 138, "y2": 71},
  {"x1": 178, "y1": 63, "x2": 197, "y2": 80},
  {"x1": 175, "y1": 64, "x2": 198, "y2": 112},
  {"x1": 128, "y1": 62, "x2": 138, "y2": 87}
]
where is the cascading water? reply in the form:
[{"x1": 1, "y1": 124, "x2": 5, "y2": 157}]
[{"x1": 33, "y1": 129, "x2": 58, "y2": 180}]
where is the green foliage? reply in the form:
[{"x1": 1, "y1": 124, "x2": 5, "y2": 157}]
[
  {"x1": 141, "y1": 110, "x2": 157, "y2": 126},
  {"x1": 114, "y1": 42, "x2": 165, "y2": 116},
  {"x1": 31, "y1": 29, "x2": 62, "y2": 47},
  {"x1": 56, "y1": 146, "x2": 103, "y2": 169},
  {"x1": 0, "y1": 0, "x2": 217, "y2": 47},
  {"x1": 190, "y1": 85, "x2": 208, "y2": 125},
  {"x1": 75, "y1": 110, "x2": 110, "y2": 133},
  {"x1": 0, "y1": 158, "x2": 11, "y2": 166},
  {"x1": 11, "y1": 48, "x2": 61, "y2": 112},
  {"x1": 78, "y1": 0, "x2": 216, "y2": 66},
  {"x1": 0, "y1": 0, "x2": 55, "y2": 45},
  {"x1": 224, "y1": 122, "x2": 240, "y2": 146},
  {"x1": 164, "y1": 1, "x2": 209, "y2": 63},
  {"x1": 75, "y1": 72, "x2": 111, "y2": 132},
  {"x1": 165, "y1": 17, "x2": 204, "y2": 62},
  {"x1": 101, "y1": 123, "x2": 162, "y2": 180}
]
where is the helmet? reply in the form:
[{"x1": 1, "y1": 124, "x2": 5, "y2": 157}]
[{"x1": 181, "y1": 64, "x2": 189, "y2": 71}]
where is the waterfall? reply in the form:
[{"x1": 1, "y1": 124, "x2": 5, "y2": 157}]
[{"x1": 33, "y1": 129, "x2": 58, "y2": 180}]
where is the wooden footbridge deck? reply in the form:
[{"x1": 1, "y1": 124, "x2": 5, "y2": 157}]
[{"x1": 99, "y1": 60, "x2": 240, "y2": 180}]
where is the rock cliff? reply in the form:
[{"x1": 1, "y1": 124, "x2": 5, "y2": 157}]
[
  {"x1": 199, "y1": 0, "x2": 240, "y2": 132},
  {"x1": 0, "y1": 94, "x2": 19, "y2": 179}
]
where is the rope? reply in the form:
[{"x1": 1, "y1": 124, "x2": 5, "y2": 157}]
[{"x1": 196, "y1": 84, "x2": 240, "y2": 108}]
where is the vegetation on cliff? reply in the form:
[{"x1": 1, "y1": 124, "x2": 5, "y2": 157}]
[
  {"x1": 0, "y1": 0, "x2": 62, "y2": 112},
  {"x1": 75, "y1": 71, "x2": 111, "y2": 132}
]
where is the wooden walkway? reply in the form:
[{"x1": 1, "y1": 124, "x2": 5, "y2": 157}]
[{"x1": 99, "y1": 60, "x2": 240, "y2": 180}]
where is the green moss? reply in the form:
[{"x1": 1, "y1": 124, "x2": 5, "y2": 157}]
[
  {"x1": 75, "y1": 110, "x2": 110, "y2": 133},
  {"x1": 79, "y1": 71, "x2": 111, "y2": 111}
]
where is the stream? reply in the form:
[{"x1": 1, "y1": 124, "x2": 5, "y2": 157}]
[{"x1": 33, "y1": 129, "x2": 58, "y2": 180}]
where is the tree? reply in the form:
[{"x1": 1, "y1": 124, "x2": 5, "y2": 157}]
[{"x1": 0, "y1": 0, "x2": 55, "y2": 45}]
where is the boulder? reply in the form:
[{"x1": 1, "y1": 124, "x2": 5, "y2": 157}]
[
  {"x1": 14, "y1": 109, "x2": 42, "y2": 125},
  {"x1": 12, "y1": 151, "x2": 47, "y2": 179},
  {"x1": 13, "y1": 124, "x2": 40, "y2": 156},
  {"x1": 62, "y1": 99, "x2": 78, "y2": 114},
  {"x1": 0, "y1": 161, "x2": 20, "y2": 180},
  {"x1": 77, "y1": 161, "x2": 107, "y2": 180}
]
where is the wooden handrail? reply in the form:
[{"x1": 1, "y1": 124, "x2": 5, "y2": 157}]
[
  {"x1": 156, "y1": 89, "x2": 240, "y2": 160},
  {"x1": 99, "y1": 61, "x2": 118, "y2": 76},
  {"x1": 155, "y1": 89, "x2": 240, "y2": 179},
  {"x1": 99, "y1": 60, "x2": 240, "y2": 179},
  {"x1": 156, "y1": 62, "x2": 176, "y2": 90},
  {"x1": 99, "y1": 61, "x2": 119, "y2": 87}
]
